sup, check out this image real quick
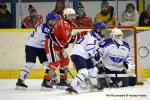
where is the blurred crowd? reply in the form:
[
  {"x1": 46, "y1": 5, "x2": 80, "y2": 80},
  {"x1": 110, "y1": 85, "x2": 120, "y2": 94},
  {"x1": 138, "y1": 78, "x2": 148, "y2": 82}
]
[{"x1": 0, "y1": 0, "x2": 150, "y2": 28}]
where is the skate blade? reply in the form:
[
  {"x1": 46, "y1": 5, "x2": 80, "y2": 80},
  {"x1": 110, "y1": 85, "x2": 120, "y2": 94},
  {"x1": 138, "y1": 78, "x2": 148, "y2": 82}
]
[
  {"x1": 56, "y1": 85, "x2": 68, "y2": 90},
  {"x1": 65, "y1": 90, "x2": 77, "y2": 95},
  {"x1": 40, "y1": 86, "x2": 53, "y2": 91},
  {"x1": 89, "y1": 88, "x2": 104, "y2": 92},
  {"x1": 15, "y1": 86, "x2": 27, "y2": 90}
]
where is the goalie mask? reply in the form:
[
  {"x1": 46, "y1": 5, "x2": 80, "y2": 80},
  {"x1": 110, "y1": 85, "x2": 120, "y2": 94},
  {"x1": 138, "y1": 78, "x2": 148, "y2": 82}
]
[{"x1": 111, "y1": 28, "x2": 123, "y2": 44}]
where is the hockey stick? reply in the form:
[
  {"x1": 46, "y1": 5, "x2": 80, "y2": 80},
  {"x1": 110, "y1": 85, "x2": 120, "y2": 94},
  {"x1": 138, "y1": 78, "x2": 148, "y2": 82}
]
[{"x1": 68, "y1": 69, "x2": 74, "y2": 79}]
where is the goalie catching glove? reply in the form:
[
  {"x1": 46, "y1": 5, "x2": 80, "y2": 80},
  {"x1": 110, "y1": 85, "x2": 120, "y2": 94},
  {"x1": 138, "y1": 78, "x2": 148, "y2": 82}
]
[{"x1": 124, "y1": 62, "x2": 135, "y2": 72}]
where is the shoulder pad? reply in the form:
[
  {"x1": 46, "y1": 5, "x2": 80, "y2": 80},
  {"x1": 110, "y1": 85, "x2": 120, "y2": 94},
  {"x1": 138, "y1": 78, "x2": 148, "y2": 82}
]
[
  {"x1": 42, "y1": 23, "x2": 51, "y2": 34},
  {"x1": 90, "y1": 31, "x2": 101, "y2": 41},
  {"x1": 122, "y1": 40, "x2": 130, "y2": 50},
  {"x1": 99, "y1": 38, "x2": 114, "y2": 48}
]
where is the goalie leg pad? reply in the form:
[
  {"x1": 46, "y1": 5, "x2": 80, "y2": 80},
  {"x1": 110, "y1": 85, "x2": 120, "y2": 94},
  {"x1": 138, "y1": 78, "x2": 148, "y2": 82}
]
[
  {"x1": 98, "y1": 74, "x2": 133, "y2": 87},
  {"x1": 129, "y1": 75, "x2": 136, "y2": 86}
]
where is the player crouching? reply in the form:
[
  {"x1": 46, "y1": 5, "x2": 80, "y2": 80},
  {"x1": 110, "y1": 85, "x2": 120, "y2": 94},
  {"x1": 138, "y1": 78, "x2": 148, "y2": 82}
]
[
  {"x1": 97, "y1": 28, "x2": 136, "y2": 88},
  {"x1": 66, "y1": 22, "x2": 107, "y2": 94}
]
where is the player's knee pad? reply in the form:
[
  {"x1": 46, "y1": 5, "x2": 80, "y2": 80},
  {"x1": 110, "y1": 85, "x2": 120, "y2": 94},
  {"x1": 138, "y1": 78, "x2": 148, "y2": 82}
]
[
  {"x1": 24, "y1": 62, "x2": 35, "y2": 71},
  {"x1": 60, "y1": 57, "x2": 70, "y2": 66},
  {"x1": 20, "y1": 63, "x2": 35, "y2": 80},
  {"x1": 88, "y1": 67, "x2": 98, "y2": 77},
  {"x1": 78, "y1": 68, "x2": 89, "y2": 79}
]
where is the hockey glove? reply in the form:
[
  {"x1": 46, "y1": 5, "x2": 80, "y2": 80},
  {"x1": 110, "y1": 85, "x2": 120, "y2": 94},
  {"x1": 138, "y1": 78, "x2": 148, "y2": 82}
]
[
  {"x1": 94, "y1": 52, "x2": 100, "y2": 61},
  {"x1": 127, "y1": 63, "x2": 135, "y2": 72}
]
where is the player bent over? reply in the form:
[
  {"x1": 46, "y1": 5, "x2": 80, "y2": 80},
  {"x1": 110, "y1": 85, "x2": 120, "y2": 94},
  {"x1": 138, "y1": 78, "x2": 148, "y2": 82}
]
[
  {"x1": 97, "y1": 28, "x2": 135, "y2": 87},
  {"x1": 16, "y1": 12, "x2": 59, "y2": 89},
  {"x1": 66, "y1": 22, "x2": 107, "y2": 94},
  {"x1": 42, "y1": 8, "x2": 87, "y2": 89}
]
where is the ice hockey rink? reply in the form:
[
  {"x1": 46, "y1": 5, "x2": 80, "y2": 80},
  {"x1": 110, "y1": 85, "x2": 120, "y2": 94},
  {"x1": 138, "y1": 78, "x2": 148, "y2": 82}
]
[{"x1": 0, "y1": 79, "x2": 150, "y2": 100}]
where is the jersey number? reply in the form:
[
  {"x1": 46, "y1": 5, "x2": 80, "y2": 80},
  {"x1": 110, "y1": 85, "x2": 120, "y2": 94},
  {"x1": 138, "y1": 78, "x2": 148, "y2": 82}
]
[{"x1": 76, "y1": 37, "x2": 85, "y2": 44}]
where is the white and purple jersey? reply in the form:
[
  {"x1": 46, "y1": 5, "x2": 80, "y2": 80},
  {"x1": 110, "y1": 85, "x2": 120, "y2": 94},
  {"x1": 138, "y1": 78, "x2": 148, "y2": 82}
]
[
  {"x1": 26, "y1": 23, "x2": 52, "y2": 48},
  {"x1": 70, "y1": 31, "x2": 103, "y2": 59},
  {"x1": 99, "y1": 38, "x2": 132, "y2": 71}
]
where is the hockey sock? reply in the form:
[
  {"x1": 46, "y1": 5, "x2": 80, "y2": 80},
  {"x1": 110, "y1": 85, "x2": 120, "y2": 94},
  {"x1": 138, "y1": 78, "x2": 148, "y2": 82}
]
[
  {"x1": 43, "y1": 68, "x2": 57, "y2": 81},
  {"x1": 59, "y1": 67, "x2": 68, "y2": 81},
  {"x1": 19, "y1": 63, "x2": 34, "y2": 81},
  {"x1": 71, "y1": 68, "x2": 88, "y2": 89}
]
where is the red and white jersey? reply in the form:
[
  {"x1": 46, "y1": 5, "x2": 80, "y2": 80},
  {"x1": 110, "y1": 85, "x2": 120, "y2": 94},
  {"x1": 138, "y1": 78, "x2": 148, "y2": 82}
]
[
  {"x1": 49, "y1": 19, "x2": 87, "y2": 50},
  {"x1": 52, "y1": 19, "x2": 73, "y2": 48}
]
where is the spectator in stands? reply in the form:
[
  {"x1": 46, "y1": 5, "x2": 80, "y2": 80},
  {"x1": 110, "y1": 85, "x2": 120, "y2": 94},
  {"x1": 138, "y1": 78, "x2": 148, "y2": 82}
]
[
  {"x1": 94, "y1": 0, "x2": 116, "y2": 26},
  {"x1": 21, "y1": 4, "x2": 43, "y2": 28},
  {"x1": 139, "y1": 4, "x2": 150, "y2": 26},
  {"x1": 0, "y1": 2, "x2": 14, "y2": 28},
  {"x1": 51, "y1": 0, "x2": 65, "y2": 19},
  {"x1": 121, "y1": 3, "x2": 139, "y2": 26},
  {"x1": 72, "y1": 2, "x2": 92, "y2": 27}
]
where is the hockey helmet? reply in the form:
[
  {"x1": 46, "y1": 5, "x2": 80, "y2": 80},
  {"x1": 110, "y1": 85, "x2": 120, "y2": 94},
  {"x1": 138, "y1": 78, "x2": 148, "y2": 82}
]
[
  {"x1": 63, "y1": 8, "x2": 76, "y2": 16},
  {"x1": 94, "y1": 22, "x2": 107, "y2": 30},
  {"x1": 111, "y1": 27, "x2": 123, "y2": 44},
  {"x1": 46, "y1": 12, "x2": 59, "y2": 21}
]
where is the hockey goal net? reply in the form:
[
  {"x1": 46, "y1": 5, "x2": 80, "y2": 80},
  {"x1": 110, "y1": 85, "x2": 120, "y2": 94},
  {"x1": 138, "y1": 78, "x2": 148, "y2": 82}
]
[{"x1": 72, "y1": 26, "x2": 143, "y2": 84}]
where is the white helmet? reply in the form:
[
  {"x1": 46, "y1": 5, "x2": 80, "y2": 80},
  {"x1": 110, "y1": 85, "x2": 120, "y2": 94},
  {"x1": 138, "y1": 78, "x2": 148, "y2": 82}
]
[
  {"x1": 63, "y1": 8, "x2": 76, "y2": 17},
  {"x1": 111, "y1": 28, "x2": 123, "y2": 44}
]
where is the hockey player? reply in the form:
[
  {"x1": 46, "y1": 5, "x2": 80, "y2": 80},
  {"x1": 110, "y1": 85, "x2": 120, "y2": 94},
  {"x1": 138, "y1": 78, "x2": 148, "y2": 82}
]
[
  {"x1": 98, "y1": 28, "x2": 135, "y2": 87},
  {"x1": 42, "y1": 8, "x2": 87, "y2": 88},
  {"x1": 16, "y1": 12, "x2": 59, "y2": 89},
  {"x1": 66, "y1": 22, "x2": 107, "y2": 94}
]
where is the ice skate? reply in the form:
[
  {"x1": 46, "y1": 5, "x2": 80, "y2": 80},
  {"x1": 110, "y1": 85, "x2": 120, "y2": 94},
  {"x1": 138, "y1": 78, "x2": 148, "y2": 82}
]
[
  {"x1": 56, "y1": 80, "x2": 70, "y2": 89},
  {"x1": 16, "y1": 79, "x2": 28, "y2": 90},
  {"x1": 66, "y1": 86, "x2": 78, "y2": 94},
  {"x1": 41, "y1": 80, "x2": 53, "y2": 91}
]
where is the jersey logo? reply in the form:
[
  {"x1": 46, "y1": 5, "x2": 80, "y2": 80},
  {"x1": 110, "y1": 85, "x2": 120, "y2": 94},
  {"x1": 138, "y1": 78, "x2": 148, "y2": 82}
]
[{"x1": 109, "y1": 56, "x2": 124, "y2": 63}]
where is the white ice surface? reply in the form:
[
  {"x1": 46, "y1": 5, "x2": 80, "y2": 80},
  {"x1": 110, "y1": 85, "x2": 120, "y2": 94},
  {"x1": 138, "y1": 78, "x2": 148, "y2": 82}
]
[{"x1": 0, "y1": 79, "x2": 150, "y2": 100}]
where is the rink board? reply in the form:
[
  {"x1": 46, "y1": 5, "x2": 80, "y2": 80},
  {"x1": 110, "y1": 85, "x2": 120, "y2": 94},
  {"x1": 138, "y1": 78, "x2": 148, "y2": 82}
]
[{"x1": 0, "y1": 28, "x2": 150, "y2": 79}]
